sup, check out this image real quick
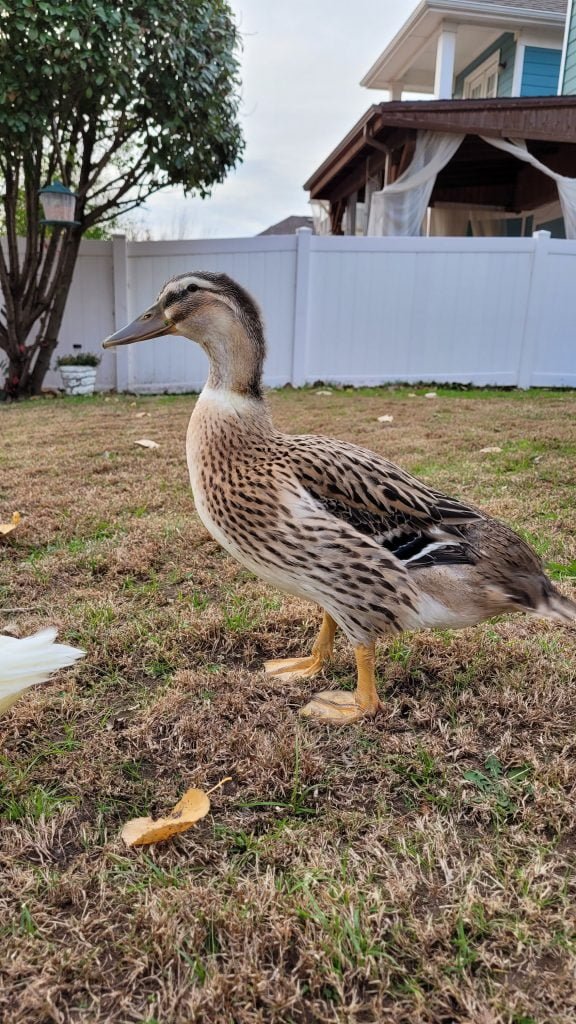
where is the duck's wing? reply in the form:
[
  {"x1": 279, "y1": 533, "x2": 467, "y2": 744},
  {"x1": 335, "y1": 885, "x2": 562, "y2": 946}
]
[{"x1": 287, "y1": 434, "x2": 483, "y2": 569}]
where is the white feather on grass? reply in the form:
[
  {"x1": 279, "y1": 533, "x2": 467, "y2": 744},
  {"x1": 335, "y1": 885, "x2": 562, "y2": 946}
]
[{"x1": 0, "y1": 628, "x2": 85, "y2": 716}]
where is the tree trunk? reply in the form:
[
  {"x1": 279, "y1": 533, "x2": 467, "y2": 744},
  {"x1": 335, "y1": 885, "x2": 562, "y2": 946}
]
[
  {"x1": 0, "y1": 156, "x2": 88, "y2": 400},
  {"x1": 1, "y1": 254, "x2": 81, "y2": 399},
  {"x1": 26, "y1": 229, "x2": 84, "y2": 396}
]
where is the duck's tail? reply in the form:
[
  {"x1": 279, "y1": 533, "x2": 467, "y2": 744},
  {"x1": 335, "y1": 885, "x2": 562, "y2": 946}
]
[{"x1": 0, "y1": 628, "x2": 85, "y2": 716}]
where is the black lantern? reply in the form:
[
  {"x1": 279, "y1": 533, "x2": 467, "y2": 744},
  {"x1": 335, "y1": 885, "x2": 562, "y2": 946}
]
[{"x1": 38, "y1": 181, "x2": 80, "y2": 226}]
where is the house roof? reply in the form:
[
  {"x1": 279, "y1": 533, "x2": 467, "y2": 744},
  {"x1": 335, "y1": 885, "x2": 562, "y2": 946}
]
[
  {"x1": 362, "y1": 0, "x2": 567, "y2": 93},
  {"x1": 304, "y1": 96, "x2": 576, "y2": 200},
  {"x1": 258, "y1": 215, "x2": 314, "y2": 236}
]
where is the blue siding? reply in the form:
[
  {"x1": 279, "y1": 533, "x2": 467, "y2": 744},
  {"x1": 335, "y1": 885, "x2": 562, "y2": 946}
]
[
  {"x1": 453, "y1": 33, "x2": 516, "y2": 98},
  {"x1": 563, "y1": 0, "x2": 576, "y2": 94},
  {"x1": 521, "y1": 46, "x2": 562, "y2": 96},
  {"x1": 496, "y1": 34, "x2": 516, "y2": 96}
]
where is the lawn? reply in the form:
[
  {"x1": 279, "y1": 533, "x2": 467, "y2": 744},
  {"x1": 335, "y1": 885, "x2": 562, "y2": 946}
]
[{"x1": 1, "y1": 386, "x2": 576, "y2": 1024}]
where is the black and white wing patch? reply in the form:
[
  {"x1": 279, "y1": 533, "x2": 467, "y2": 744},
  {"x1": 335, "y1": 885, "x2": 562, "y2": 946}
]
[{"x1": 309, "y1": 495, "x2": 477, "y2": 569}]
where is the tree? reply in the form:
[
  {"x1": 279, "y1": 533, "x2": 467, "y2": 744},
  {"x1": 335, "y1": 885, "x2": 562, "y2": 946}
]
[{"x1": 0, "y1": 0, "x2": 243, "y2": 398}]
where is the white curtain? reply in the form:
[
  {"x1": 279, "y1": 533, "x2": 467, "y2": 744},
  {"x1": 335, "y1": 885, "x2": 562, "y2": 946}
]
[
  {"x1": 365, "y1": 130, "x2": 576, "y2": 238},
  {"x1": 367, "y1": 131, "x2": 464, "y2": 236},
  {"x1": 310, "y1": 200, "x2": 331, "y2": 236},
  {"x1": 481, "y1": 136, "x2": 576, "y2": 239}
]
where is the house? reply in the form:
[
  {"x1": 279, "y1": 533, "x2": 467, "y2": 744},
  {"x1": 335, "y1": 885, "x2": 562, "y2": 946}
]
[
  {"x1": 362, "y1": 0, "x2": 567, "y2": 102},
  {"x1": 305, "y1": 0, "x2": 576, "y2": 237},
  {"x1": 258, "y1": 215, "x2": 314, "y2": 235}
]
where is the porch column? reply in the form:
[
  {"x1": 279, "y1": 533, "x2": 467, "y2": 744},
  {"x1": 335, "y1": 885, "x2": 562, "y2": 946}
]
[
  {"x1": 389, "y1": 82, "x2": 403, "y2": 100},
  {"x1": 434, "y1": 23, "x2": 457, "y2": 99}
]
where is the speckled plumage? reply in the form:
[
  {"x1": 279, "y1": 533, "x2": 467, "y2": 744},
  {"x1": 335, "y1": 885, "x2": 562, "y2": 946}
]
[{"x1": 103, "y1": 271, "x2": 576, "y2": 723}]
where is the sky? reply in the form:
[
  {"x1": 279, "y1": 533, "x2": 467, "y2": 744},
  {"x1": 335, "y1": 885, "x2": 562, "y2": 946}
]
[{"x1": 138, "y1": 0, "x2": 415, "y2": 238}]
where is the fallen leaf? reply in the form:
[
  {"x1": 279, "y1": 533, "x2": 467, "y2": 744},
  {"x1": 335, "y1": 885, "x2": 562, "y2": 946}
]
[
  {"x1": 121, "y1": 777, "x2": 231, "y2": 848},
  {"x1": 424, "y1": 391, "x2": 437, "y2": 399},
  {"x1": 134, "y1": 438, "x2": 159, "y2": 449},
  {"x1": 479, "y1": 446, "x2": 502, "y2": 454},
  {"x1": 134, "y1": 411, "x2": 148, "y2": 418},
  {"x1": 0, "y1": 512, "x2": 21, "y2": 536},
  {"x1": 122, "y1": 788, "x2": 210, "y2": 847},
  {"x1": 377, "y1": 414, "x2": 394, "y2": 423},
  {"x1": 316, "y1": 389, "x2": 332, "y2": 396}
]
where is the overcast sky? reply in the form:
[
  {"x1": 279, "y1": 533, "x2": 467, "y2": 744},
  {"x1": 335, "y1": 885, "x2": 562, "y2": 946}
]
[{"x1": 139, "y1": 0, "x2": 415, "y2": 238}]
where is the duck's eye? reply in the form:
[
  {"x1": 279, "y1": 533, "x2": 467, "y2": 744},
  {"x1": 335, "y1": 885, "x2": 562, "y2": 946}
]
[
  {"x1": 141, "y1": 312, "x2": 153, "y2": 320},
  {"x1": 187, "y1": 283, "x2": 199, "y2": 294}
]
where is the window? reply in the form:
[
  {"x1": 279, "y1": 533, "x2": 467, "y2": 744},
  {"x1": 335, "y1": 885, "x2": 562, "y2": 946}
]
[{"x1": 463, "y1": 52, "x2": 500, "y2": 98}]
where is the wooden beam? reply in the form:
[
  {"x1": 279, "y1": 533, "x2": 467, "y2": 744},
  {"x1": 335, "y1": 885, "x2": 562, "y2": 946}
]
[
  {"x1": 305, "y1": 99, "x2": 576, "y2": 198},
  {"x1": 325, "y1": 151, "x2": 387, "y2": 204}
]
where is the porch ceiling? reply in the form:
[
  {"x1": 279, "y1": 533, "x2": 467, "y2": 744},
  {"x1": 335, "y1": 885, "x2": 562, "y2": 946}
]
[
  {"x1": 432, "y1": 134, "x2": 576, "y2": 209},
  {"x1": 392, "y1": 25, "x2": 505, "y2": 95}
]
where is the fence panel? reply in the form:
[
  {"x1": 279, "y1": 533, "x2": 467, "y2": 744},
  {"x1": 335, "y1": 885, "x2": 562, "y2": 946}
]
[
  {"x1": 305, "y1": 237, "x2": 535, "y2": 386},
  {"x1": 10, "y1": 231, "x2": 575, "y2": 394},
  {"x1": 530, "y1": 239, "x2": 576, "y2": 387},
  {"x1": 43, "y1": 241, "x2": 116, "y2": 391}
]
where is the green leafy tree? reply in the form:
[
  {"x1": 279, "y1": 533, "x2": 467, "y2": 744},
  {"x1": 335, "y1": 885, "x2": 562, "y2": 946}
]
[{"x1": 0, "y1": 0, "x2": 243, "y2": 397}]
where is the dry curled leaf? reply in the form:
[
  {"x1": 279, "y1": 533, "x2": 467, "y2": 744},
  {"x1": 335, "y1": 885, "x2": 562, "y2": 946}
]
[
  {"x1": 377, "y1": 414, "x2": 394, "y2": 423},
  {"x1": 134, "y1": 438, "x2": 159, "y2": 449},
  {"x1": 479, "y1": 446, "x2": 502, "y2": 454},
  {"x1": 0, "y1": 512, "x2": 21, "y2": 536},
  {"x1": 121, "y1": 788, "x2": 210, "y2": 847},
  {"x1": 120, "y1": 777, "x2": 231, "y2": 848}
]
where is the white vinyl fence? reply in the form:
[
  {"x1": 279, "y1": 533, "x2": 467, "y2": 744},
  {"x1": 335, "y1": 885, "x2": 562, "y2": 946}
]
[{"x1": 42, "y1": 229, "x2": 576, "y2": 392}]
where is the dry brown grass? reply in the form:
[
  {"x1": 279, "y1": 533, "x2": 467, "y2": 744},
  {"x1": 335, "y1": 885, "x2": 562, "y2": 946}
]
[{"x1": 1, "y1": 386, "x2": 576, "y2": 1024}]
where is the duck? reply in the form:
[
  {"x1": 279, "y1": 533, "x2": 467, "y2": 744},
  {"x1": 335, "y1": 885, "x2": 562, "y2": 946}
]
[
  {"x1": 102, "y1": 272, "x2": 576, "y2": 724},
  {"x1": 0, "y1": 628, "x2": 85, "y2": 717}
]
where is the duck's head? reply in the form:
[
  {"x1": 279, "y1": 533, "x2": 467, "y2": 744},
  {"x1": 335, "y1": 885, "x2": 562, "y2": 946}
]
[{"x1": 102, "y1": 271, "x2": 266, "y2": 397}]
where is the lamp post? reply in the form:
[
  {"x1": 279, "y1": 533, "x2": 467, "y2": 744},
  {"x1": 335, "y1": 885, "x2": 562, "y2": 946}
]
[{"x1": 38, "y1": 181, "x2": 80, "y2": 227}]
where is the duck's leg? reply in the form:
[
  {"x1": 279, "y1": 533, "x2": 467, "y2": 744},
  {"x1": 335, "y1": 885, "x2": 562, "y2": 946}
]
[
  {"x1": 299, "y1": 641, "x2": 381, "y2": 724},
  {"x1": 264, "y1": 611, "x2": 337, "y2": 680}
]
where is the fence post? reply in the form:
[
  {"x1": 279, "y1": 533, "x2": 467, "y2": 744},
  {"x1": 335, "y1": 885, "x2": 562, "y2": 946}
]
[
  {"x1": 291, "y1": 227, "x2": 312, "y2": 387},
  {"x1": 517, "y1": 229, "x2": 551, "y2": 390},
  {"x1": 111, "y1": 233, "x2": 130, "y2": 391}
]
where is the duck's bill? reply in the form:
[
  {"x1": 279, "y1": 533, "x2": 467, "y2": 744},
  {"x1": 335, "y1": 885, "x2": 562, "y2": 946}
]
[{"x1": 102, "y1": 307, "x2": 176, "y2": 348}]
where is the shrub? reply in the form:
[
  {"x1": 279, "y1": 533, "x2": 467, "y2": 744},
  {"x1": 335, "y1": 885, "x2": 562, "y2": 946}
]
[{"x1": 56, "y1": 353, "x2": 101, "y2": 368}]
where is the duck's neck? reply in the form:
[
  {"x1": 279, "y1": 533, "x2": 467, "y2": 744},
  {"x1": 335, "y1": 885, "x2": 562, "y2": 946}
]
[{"x1": 203, "y1": 318, "x2": 265, "y2": 400}]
